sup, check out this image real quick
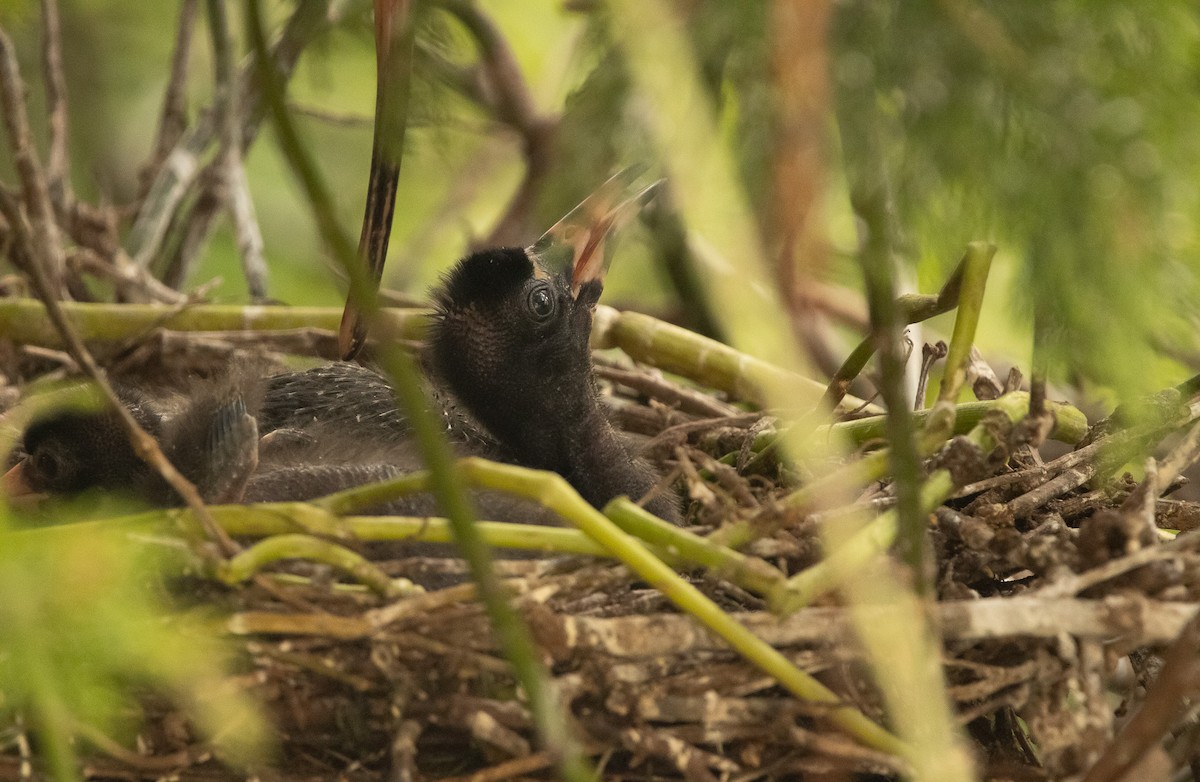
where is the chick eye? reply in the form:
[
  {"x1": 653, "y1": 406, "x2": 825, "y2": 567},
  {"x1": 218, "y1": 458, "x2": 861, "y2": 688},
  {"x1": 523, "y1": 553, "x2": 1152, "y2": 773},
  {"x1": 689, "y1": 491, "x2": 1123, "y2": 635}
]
[
  {"x1": 32, "y1": 450, "x2": 62, "y2": 483},
  {"x1": 526, "y1": 284, "x2": 555, "y2": 322}
]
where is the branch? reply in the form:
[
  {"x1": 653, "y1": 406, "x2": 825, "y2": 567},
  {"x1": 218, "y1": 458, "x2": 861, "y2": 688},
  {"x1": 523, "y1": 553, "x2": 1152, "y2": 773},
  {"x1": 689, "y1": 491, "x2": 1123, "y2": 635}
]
[
  {"x1": 39, "y1": 0, "x2": 71, "y2": 213},
  {"x1": 143, "y1": 0, "x2": 199, "y2": 190},
  {"x1": 127, "y1": 0, "x2": 341, "y2": 277},
  {"x1": 437, "y1": 0, "x2": 558, "y2": 247},
  {"x1": 207, "y1": 0, "x2": 269, "y2": 299},
  {"x1": 0, "y1": 25, "x2": 64, "y2": 295}
]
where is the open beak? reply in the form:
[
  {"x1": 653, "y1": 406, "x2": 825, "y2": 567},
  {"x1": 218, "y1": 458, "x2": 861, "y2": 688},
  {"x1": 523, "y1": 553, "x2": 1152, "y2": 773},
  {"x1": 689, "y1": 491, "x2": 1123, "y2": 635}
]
[
  {"x1": 2, "y1": 460, "x2": 35, "y2": 498},
  {"x1": 527, "y1": 168, "x2": 663, "y2": 299}
]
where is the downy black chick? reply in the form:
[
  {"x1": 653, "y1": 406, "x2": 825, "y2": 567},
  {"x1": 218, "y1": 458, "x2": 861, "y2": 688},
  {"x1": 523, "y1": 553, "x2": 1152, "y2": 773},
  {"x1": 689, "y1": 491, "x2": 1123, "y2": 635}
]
[
  {"x1": 3, "y1": 382, "x2": 259, "y2": 507},
  {"x1": 428, "y1": 246, "x2": 679, "y2": 521},
  {"x1": 237, "y1": 246, "x2": 681, "y2": 522},
  {"x1": 249, "y1": 173, "x2": 680, "y2": 521},
  {"x1": 3, "y1": 176, "x2": 680, "y2": 523}
]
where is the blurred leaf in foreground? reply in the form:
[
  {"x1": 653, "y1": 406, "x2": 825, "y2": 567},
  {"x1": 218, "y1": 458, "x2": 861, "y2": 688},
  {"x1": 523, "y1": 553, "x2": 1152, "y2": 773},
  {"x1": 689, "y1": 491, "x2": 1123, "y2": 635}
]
[
  {"x1": 0, "y1": 513, "x2": 268, "y2": 780},
  {"x1": 831, "y1": 1, "x2": 1200, "y2": 395}
]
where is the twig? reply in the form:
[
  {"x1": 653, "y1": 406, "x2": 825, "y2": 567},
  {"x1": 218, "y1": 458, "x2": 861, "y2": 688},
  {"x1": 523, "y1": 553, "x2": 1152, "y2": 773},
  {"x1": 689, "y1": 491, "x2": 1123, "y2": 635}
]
[
  {"x1": 1154, "y1": 417, "x2": 1200, "y2": 491},
  {"x1": 66, "y1": 247, "x2": 187, "y2": 305},
  {"x1": 437, "y1": 0, "x2": 558, "y2": 247},
  {"x1": 1082, "y1": 610, "x2": 1200, "y2": 782},
  {"x1": 127, "y1": 0, "x2": 335, "y2": 275},
  {"x1": 1006, "y1": 422, "x2": 1182, "y2": 518},
  {"x1": 0, "y1": 26, "x2": 64, "y2": 295},
  {"x1": 207, "y1": 0, "x2": 269, "y2": 299},
  {"x1": 74, "y1": 719, "x2": 210, "y2": 773},
  {"x1": 914, "y1": 340, "x2": 947, "y2": 411},
  {"x1": 117, "y1": 326, "x2": 340, "y2": 367},
  {"x1": 39, "y1": 0, "x2": 71, "y2": 213},
  {"x1": 437, "y1": 751, "x2": 560, "y2": 782},
  {"x1": 594, "y1": 361, "x2": 741, "y2": 419},
  {"x1": 1038, "y1": 526, "x2": 1200, "y2": 599},
  {"x1": 143, "y1": 0, "x2": 199, "y2": 190}
]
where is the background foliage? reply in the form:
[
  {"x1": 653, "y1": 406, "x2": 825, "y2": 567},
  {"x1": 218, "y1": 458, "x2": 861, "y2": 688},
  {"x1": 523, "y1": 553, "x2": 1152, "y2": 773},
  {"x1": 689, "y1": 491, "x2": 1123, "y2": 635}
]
[{"x1": 4, "y1": 1, "x2": 1200, "y2": 779}]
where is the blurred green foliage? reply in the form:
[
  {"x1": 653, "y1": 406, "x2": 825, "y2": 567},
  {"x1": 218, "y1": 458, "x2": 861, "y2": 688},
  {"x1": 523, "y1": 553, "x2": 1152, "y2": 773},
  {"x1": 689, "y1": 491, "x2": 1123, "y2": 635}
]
[
  {"x1": 2, "y1": 2, "x2": 1200, "y2": 775},
  {"x1": 1, "y1": 2, "x2": 1198, "y2": 395},
  {"x1": 831, "y1": 1, "x2": 1200, "y2": 394},
  {"x1": 0, "y1": 514, "x2": 268, "y2": 779}
]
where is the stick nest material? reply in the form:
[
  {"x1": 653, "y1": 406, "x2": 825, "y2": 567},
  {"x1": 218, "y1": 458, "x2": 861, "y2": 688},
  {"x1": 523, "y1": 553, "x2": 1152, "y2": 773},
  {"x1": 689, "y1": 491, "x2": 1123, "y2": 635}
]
[{"x1": 4, "y1": 330, "x2": 1200, "y2": 782}]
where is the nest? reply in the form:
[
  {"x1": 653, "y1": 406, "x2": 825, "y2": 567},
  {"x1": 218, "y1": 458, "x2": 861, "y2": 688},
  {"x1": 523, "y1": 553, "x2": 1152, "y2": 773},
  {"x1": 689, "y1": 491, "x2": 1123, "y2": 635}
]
[{"x1": 4, "y1": 315, "x2": 1200, "y2": 782}]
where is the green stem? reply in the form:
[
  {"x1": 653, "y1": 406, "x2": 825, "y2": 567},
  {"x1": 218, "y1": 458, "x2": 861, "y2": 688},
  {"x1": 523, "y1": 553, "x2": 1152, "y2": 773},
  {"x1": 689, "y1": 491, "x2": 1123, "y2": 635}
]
[
  {"x1": 827, "y1": 396, "x2": 1088, "y2": 448},
  {"x1": 0, "y1": 298, "x2": 427, "y2": 347},
  {"x1": 458, "y1": 458, "x2": 906, "y2": 756},
  {"x1": 936, "y1": 241, "x2": 995, "y2": 408},
  {"x1": 247, "y1": 4, "x2": 590, "y2": 773},
  {"x1": 777, "y1": 393, "x2": 1031, "y2": 614},
  {"x1": 605, "y1": 499, "x2": 787, "y2": 597},
  {"x1": 217, "y1": 534, "x2": 411, "y2": 598}
]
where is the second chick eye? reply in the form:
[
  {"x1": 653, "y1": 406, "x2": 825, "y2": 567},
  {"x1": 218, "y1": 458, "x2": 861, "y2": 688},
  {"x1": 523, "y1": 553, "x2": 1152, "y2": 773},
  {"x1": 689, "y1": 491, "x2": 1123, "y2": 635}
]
[
  {"x1": 527, "y1": 284, "x2": 555, "y2": 321},
  {"x1": 32, "y1": 450, "x2": 62, "y2": 482}
]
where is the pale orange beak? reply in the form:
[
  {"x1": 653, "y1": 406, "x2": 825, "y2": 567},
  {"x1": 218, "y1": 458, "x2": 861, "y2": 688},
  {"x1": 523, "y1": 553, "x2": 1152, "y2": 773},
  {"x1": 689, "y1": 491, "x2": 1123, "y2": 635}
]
[
  {"x1": 526, "y1": 168, "x2": 663, "y2": 298},
  {"x1": 2, "y1": 461, "x2": 32, "y2": 497}
]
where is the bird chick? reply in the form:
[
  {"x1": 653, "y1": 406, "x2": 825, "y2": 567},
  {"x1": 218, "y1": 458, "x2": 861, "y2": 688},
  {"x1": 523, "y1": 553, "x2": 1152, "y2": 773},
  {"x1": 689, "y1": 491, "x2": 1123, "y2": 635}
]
[
  {"x1": 3, "y1": 381, "x2": 259, "y2": 507},
  {"x1": 429, "y1": 247, "x2": 680, "y2": 522}
]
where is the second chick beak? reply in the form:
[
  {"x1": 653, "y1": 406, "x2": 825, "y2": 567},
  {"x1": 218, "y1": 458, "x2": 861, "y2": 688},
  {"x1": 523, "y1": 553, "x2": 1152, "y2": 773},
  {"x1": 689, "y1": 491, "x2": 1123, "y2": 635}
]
[
  {"x1": 1, "y1": 460, "x2": 33, "y2": 497},
  {"x1": 1, "y1": 460, "x2": 47, "y2": 510}
]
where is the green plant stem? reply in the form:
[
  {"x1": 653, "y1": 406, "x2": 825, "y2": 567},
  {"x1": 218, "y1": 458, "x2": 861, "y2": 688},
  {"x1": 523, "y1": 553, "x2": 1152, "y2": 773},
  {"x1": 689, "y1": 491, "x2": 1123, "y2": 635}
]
[
  {"x1": 936, "y1": 242, "x2": 995, "y2": 407},
  {"x1": 247, "y1": 2, "x2": 590, "y2": 776},
  {"x1": 778, "y1": 392, "x2": 1030, "y2": 614},
  {"x1": 819, "y1": 254, "x2": 966, "y2": 412},
  {"x1": 604, "y1": 498, "x2": 787, "y2": 596},
  {"x1": 844, "y1": 152, "x2": 927, "y2": 591},
  {"x1": 217, "y1": 534, "x2": 409, "y2": 597},
  {"x1": 831, "y1": 33, "x2": 975, "y2": 772},
  {"x1": 0, "y1": 298, "x2": 427, "y2": 347},
  {"x1": 599, "y1": 308, "x2": 880, "y2": 415},
  {"x1": 17, "y1": 507, "x2": 612, "y2": 558},
  {"x1": 826, "y1": 396, "x2": 1088, "y2": 448},
  {"x1": 455, "y1": 459, "x2": 905, "y2": 756},
  {"x1": 312, "y1": 467, "x2": 795, "y2": 597},
  {"x1": 314, "y1": 472, "x2": 432, "y2": 515}
]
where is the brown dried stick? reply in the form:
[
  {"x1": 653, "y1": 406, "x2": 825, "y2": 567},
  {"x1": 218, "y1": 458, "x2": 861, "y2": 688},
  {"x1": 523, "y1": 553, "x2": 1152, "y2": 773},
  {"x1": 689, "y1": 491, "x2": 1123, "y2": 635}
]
[
  {"x1": 438, "y1": 0, "x2": 558, "y2": 247},
  {"x1": 0, "y1": 25, "x2": 64, "y2": 295},
  {"x1": 1082, "y1": 611, "x2": 1200, "y2": 782},
  {"x1": 39, "y1": 0, "x2": 71, "y2": 211},
  {"x1": 207, "y1": 0, "x2": 268, "y2": 299}
]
